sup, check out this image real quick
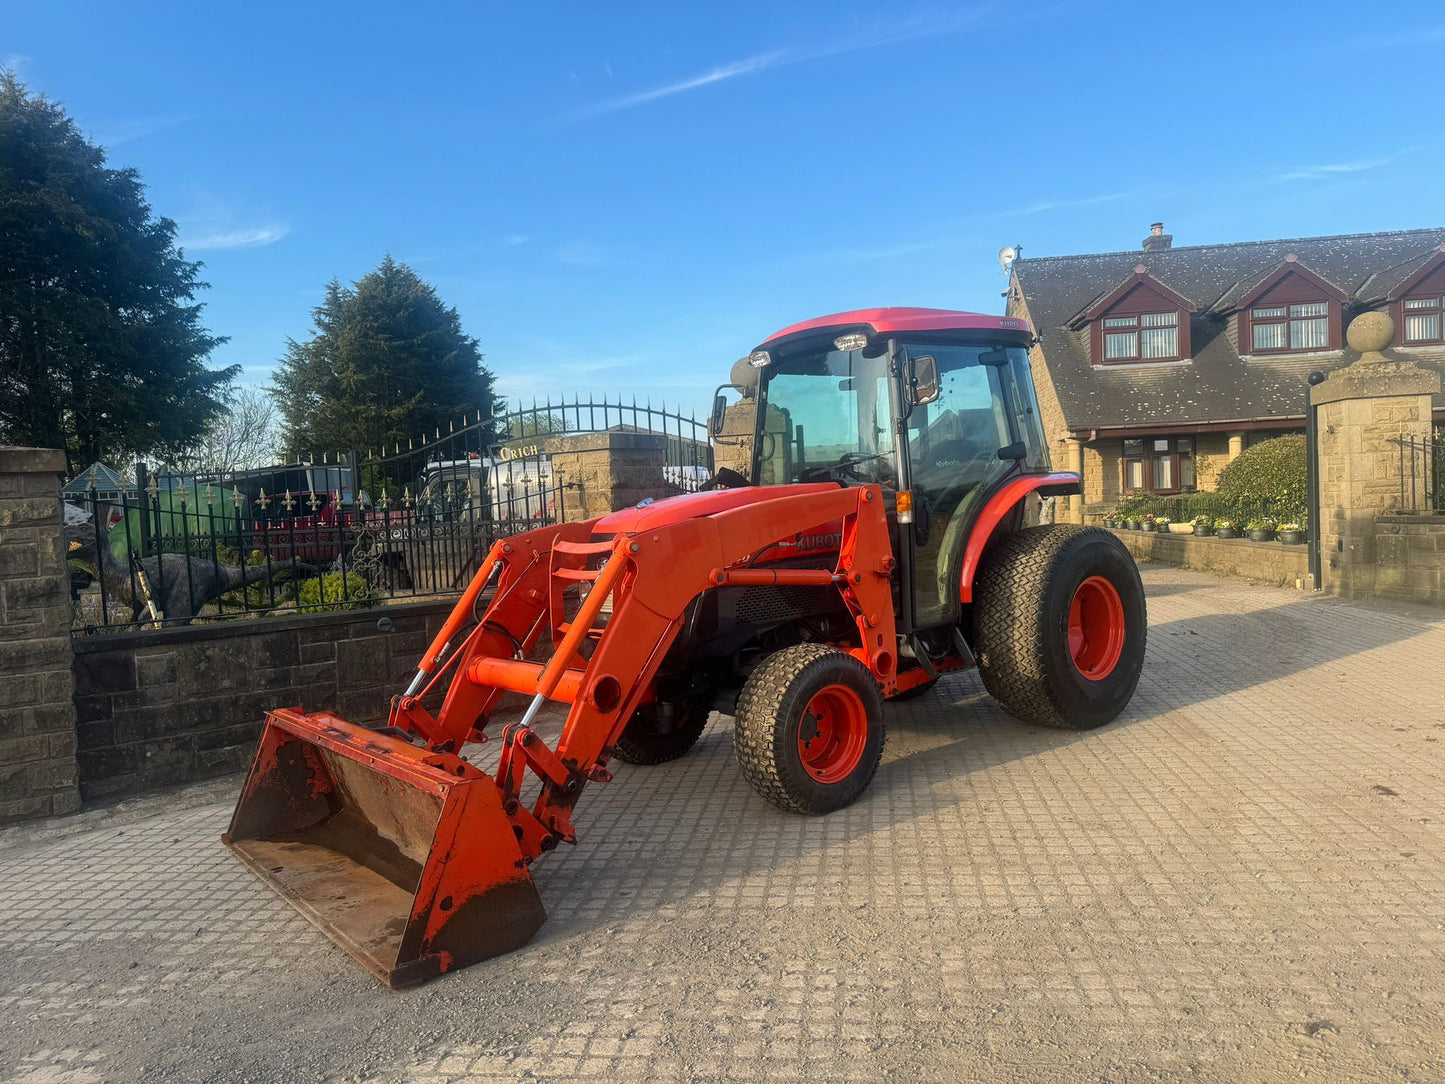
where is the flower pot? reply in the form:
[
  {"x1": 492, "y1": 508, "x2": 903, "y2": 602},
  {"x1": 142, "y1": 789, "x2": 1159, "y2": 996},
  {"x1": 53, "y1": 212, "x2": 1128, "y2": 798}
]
[
  {"x1": 1278, "y1": 530, "x2": 1304, "y2": 545},
  {"x1": 1128, "y1": 520, "x2": 1142, "y2": 531},
  {"x1": 1156, "y1": 523, "x2": 1171, "y2": 534},
  {"x1": 1247, "y1": 529, "x2": 1276, "y2": 542},
  {"x1": 1167, "y1": 523, "x2": 1194, "y2": 535},
  {"x1": 1194, "y1": 525, "x2": 1213, "y2": 537},
  {"x1": 1215, "y1": 526, "x2": 1238, "y2": 539}
]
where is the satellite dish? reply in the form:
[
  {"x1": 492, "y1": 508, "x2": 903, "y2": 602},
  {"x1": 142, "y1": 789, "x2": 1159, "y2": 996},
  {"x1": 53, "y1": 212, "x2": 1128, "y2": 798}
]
[{"x1": 998, "y1": 245, "x2": 1017, "y2": 273}]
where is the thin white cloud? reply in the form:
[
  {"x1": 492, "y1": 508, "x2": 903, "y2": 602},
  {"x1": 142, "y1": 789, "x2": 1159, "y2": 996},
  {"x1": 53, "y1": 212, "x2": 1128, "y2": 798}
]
[
  {"x1": 573, "y1": 8, "x2": 991, "y2": 118},
  {"x1": 557, "y1": 243, "x2": 604, "y2": 266},
  {"x1": 2, "y1": 53, "x2": 27, "y2": 76},
  {"x1": 1345, "y1": 23, "x2": 1445, "y2": 50},
  {"x1": 1276, "y1": 156, "x2": 1403, "y2": 183},
  {"x1": 90, "y1": 114, "x2": 194, "y2": 148},
  {"x1": 180, "y1": 225, "x2": 289, "y2": 251},
  {"x1": 502, "y1": 233, "x2": 531, "y2": 247},
  {"x1": 1015, "y1": 189, "x2": 1140, "y2": 215}
]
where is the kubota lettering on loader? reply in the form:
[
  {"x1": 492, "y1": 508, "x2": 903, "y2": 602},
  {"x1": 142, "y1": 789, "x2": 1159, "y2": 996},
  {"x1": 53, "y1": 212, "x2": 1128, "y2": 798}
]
[{"x1": 225, "y1": 307, "x2": 1147, "y2": 987}]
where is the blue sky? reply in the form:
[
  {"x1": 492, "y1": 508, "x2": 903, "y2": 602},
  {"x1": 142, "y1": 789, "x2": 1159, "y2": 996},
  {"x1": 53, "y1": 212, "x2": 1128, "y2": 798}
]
[{"x1": 6, "y1": 1, "x2": 1444, "y2": 415}]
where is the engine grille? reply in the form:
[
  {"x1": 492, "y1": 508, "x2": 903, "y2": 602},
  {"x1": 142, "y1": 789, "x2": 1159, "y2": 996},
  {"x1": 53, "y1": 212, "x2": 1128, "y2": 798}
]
[{"x1": 735, "y1": 585, "x2": 828, "y2": 624}]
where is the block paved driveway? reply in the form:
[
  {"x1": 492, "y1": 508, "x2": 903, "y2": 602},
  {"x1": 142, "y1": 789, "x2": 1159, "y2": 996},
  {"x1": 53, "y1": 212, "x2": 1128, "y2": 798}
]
[{"x1": 2, "y1": 566, "x2": 1444, "y2": 1084}]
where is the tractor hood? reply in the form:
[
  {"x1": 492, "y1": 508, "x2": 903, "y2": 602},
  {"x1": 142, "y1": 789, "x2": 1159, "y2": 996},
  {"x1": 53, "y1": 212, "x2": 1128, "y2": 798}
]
[{"x1": 595, "y1": 484, "x2": 841, "y2": 534}]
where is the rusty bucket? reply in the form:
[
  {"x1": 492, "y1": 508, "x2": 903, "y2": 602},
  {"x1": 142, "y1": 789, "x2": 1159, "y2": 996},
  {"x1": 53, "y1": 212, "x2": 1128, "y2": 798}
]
[{"x1": 223, "y1": 708, "x2": 545, "y2": 988}]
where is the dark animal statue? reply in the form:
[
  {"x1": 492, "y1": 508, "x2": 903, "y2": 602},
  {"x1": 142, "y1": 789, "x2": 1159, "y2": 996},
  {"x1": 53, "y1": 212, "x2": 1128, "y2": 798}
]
[{"x1": 66, "y1": 521, "x2": 314, "y2": 625}]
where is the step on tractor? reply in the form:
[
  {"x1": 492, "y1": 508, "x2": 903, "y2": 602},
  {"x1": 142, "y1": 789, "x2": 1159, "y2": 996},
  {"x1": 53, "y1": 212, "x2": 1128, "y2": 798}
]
[{"x1": 225, "y1": 307, "x2": 1147, "y2": 987}]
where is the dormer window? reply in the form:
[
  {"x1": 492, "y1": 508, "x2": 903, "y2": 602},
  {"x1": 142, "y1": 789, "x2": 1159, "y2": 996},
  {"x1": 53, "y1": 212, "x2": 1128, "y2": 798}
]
[
  {"x1": 1103, "y1": 312, "x2": 1179, "y2": 361},
  {"x1": 1076, "y1": 265, "x2": 1196, "y2": 366},
  {"x1": 1385, "y1": 244, "x2": 1445, "y2": 348},
  {"x1": 1234, "y1": 256, "x2": 1345, "y2": 356},
  {"x1": 1402, "y1": 295, "x2": 1443, "y2": 344},
  {"x1": 1250, "y1": 302, "x2": 1329, "y2": 352}
]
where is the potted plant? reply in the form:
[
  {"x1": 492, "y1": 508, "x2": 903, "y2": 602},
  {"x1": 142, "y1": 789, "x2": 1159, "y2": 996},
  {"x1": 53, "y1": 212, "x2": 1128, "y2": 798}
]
[
  {"x1": 1277, "y1": 522, "x2": 1305, "y2": 544},
  {"x1": 1246, "y1": 518, "x2": 1277, "y2": 542},
  {"x1": 1193, "y1": 515, "x2": 1213, "y2": 537},
  {"x1": 1168, "y1": 518, "x2": 1194, "y2": 534},
  {"x1": 1215, "y1": 517, "x2": 1238, "y2": 539},
  {"x1": 1128, "y1": 517, "x2": 1142, "y2": 531},
  {"x1": 1155, "y1": 516, "x2": 1172, "y2": 534},
  {"x1": 1140, "y1": 513, "x2": 1156, "y2": 533}
]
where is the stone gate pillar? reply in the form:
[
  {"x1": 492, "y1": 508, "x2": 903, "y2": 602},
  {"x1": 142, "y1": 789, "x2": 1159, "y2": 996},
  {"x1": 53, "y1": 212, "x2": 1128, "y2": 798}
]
[
  {"x1": 545, "y1": 431, "x2": 679, "y2": 521},
  {"x1": 1311, "y1": 313, "x2": 1441, "y2": 598},
  {"x1": 0, "y1": 448, "x2": 81, "y2": 822}
]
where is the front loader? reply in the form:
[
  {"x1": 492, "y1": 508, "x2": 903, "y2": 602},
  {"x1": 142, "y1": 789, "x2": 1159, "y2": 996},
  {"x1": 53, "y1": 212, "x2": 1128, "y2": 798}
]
[{"x1": 226, "y1": 307, "x2": 1147, "y2": 986}]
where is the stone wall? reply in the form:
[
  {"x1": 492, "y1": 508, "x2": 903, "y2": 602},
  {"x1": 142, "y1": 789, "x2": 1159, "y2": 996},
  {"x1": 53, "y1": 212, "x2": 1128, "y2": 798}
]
[
  {"x1": 0, "y1": 448, "x2": 82, "y2": 823},
  {"x1": 545, "y1": 431, "x2": 680, "y2": 522},
  {"x1": 1374, "y1": 516, "x2": 1445, "y2": 605},
  {"x1": 71, "y1": 599, "x2": 454, "y2": 804},
  {"x1": 1112, "y1": 529, "x2": 1309, "y2": 588}
]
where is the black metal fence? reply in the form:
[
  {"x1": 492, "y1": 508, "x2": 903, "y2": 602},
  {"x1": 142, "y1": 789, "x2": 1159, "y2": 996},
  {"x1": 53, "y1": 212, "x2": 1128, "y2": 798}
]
[
  {"x1": 1394, "y1": 431, "x2": 1444, "y2": 514},
  {"x1": 69, "y1": 395, "x2": 712, "y2": 634}
]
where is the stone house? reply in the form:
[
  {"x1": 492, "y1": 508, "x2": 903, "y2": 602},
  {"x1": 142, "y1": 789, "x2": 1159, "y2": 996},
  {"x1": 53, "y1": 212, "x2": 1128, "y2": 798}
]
[{"x1": 1007, "y1": 224, "x2": 1445, "y2": 522}]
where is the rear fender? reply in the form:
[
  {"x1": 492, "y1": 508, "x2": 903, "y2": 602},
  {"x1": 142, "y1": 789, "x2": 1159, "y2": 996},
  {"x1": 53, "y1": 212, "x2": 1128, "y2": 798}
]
[{"x1": 958, "y1": 473, "x2": 1080, "y2": 604}]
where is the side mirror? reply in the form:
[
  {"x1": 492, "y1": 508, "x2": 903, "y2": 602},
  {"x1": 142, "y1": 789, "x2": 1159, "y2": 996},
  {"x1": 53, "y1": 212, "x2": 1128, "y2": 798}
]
[
  {"x1": 979, "y1": 347, "x2": 1009, "y2": 367},
  {"x1": 997, "y1": 441, "x2": 1027, "y2": 461},
  {"x1": 910, "y1": 355, "x2": 940, "y2": 406},
  {"x1": 709, "y1": 394, "x2": 728, "y2": 439}
]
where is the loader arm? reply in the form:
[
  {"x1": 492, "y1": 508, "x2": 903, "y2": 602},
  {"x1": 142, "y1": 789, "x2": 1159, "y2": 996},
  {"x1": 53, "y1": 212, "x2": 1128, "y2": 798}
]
[{"x1": 225, "y1": 484, "x2": 897, "y2": 986}]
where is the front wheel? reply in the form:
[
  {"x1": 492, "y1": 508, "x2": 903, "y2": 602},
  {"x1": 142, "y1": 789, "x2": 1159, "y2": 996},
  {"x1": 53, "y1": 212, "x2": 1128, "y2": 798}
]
[
  {"x1": 734, "y1": 644, "x2": 885, "y2": 814},
  {"x1": 974, "y1": 525, "x2": 1146, "y2": 730},
  {"x1": 611, "y1": 690, "x2": 713, "y2": 765}
]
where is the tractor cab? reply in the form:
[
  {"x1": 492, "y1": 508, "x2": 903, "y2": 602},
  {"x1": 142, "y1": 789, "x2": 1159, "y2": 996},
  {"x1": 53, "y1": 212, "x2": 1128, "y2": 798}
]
[{"x1": 718, "y1": 308, "x2": 1054, "y2": 633}]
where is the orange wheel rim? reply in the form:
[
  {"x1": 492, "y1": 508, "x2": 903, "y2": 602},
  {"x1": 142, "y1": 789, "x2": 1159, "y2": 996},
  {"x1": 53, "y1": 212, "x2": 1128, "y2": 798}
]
[
  {"x1": 797, "y1": 684, "x2": 868, "y2": 783},
  {"x1": 1068, "y1": 575, "x2": 1126, "y2": 681}
]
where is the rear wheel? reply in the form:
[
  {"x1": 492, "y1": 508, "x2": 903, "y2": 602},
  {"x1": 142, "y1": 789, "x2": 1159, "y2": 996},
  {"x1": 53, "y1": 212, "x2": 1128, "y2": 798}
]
[
  {"x1": 974, "y1": 525, "x2": 1146, "y2": 730},
  {"x1": 734, "y1": 644, "x2": 885, "y2": 814}
]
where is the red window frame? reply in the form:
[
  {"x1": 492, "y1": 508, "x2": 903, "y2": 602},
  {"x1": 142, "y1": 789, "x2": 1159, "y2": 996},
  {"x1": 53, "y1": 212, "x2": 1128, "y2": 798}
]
[
  {"x1": 1401, "y1": 295, "x2": 1445, "y2": 345},
  {"x1": 1121, "y1": 436, "x2": 1196, "y2": 495},
  {"x1": 1100, "y1": 312, "x2": 1182, "y2": 363},
  {"x1": 1247, "y1": 300, "x2": 1332, "y2": 354}
]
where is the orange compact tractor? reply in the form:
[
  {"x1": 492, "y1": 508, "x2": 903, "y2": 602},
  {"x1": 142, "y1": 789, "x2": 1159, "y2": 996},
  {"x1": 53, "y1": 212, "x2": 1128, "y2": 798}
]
[{"x1": 225, "y1": 307, "x2": 1146, "y2": 986}]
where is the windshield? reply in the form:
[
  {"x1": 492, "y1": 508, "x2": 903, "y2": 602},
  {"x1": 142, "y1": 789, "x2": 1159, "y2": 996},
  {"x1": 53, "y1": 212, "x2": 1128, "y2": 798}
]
[{"x1": 755, "y1": 345, "x2": 898, "y2": 485}]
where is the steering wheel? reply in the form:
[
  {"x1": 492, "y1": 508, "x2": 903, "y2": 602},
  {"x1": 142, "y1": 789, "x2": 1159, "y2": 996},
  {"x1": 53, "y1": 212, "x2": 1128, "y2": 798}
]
[{"x1": 800, "y1": 450, "x2": 895, "y2": 485}]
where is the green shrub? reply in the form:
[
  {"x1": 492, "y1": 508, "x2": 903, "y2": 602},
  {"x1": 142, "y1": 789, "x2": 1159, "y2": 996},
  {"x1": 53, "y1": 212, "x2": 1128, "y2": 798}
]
[
  {"x1": 297, "y1": 572, "x2": 374, "y2": 613},
  {"x1": 1216, "y1": 435, "x2": 1306, "y2": 510}
]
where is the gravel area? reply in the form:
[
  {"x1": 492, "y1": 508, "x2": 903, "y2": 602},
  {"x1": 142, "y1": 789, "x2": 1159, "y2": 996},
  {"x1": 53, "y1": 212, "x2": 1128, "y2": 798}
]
[{"x1": 2, "y1": 566, "x2": 1443, "y2": 1083}]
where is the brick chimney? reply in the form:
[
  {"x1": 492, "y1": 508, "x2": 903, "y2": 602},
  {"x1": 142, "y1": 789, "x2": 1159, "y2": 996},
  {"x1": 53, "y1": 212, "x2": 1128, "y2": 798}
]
[{"x1": 1142, "y1": 221, "x2": 1172, "y2": 252}]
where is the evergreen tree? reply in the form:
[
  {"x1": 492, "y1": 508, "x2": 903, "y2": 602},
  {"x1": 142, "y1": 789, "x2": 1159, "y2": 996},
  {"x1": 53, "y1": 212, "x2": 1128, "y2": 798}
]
[
  {"x1": 272, "y1": 257, "x2": 494, "y2": 457},
  {"x1": 0, "y1": 72, "x2": 233, "y2": 469}
]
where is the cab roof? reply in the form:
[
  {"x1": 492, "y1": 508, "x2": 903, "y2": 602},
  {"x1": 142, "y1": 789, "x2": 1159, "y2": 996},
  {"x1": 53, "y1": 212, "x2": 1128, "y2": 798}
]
[{"x1": 757, "y1": 307, "x2": 1031, "y2": 349}]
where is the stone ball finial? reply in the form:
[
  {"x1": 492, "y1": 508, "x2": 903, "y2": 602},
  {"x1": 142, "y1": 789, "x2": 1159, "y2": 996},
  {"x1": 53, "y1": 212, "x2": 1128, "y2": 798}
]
[{"x1": 1346, "y1": 310, "x2": 1394, "y2": 362}]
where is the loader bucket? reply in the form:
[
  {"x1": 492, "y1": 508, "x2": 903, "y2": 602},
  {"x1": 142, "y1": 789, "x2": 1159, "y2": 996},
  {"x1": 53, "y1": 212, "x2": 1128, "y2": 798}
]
[{"x1": 223, "y1": 708, "x2": 545, "y2": 988}]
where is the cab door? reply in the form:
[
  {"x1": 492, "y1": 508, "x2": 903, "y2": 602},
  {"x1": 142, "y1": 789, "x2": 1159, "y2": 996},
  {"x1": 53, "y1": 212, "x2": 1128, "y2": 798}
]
[{"x1": 903, "y1": 345, "x2": 1019, "y2": 628}]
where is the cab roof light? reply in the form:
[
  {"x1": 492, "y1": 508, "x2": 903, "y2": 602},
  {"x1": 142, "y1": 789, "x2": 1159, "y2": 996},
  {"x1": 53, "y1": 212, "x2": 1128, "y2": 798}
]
[
  {"x1": 748, "y1": 350, "x2": 771, "y2": 368},
  {"x1": 833, "y1": 333, "x2": 869, "y2": 352}
]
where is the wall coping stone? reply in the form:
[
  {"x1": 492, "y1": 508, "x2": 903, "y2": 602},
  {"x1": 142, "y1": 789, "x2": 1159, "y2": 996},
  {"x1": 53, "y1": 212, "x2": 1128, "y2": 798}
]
[
  {"x1": 72, "y1": 596, "x2": 459, "y2": 654},
  {"x1": 1377, "y1": 514, "x2": 1445, "y2": 526},
  {"x1": 0, "y1": 447, "x2": 67, "y2": 474},
  {"x1": 543, "y1": 430, "x2": 669, "y2": 455},
  {"x1": 1310, "y1": 361, "x2": 1441, "y2": 406}
]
